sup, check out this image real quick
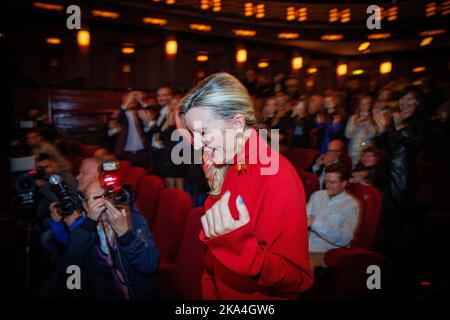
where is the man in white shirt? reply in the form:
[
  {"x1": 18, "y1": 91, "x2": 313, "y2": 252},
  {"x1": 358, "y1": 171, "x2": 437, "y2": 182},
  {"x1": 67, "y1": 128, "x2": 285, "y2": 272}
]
[
  {"x1": 114, "y1": 91, "x2": 150, "y2": 168},
  {"x1": 307, "y1": 163, "x2": 361, "y2": 271},
  {"x1": 155, "y1": 86, "x2": 173, "y2": 126}
]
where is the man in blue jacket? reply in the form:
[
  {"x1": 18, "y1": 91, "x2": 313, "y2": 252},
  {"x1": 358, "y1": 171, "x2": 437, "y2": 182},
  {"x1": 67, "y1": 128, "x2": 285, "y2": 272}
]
[{"x1": 54, "y1": 180, "x2": 159, "y2": 300}]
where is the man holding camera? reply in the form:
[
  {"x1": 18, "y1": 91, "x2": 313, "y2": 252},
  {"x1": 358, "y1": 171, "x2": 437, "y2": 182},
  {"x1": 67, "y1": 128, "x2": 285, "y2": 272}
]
[
  {"x1": 51, "y1": 180, "x2": 159, "y2": 300},
  {"x1": 39, "y1": 157, "x2": 102, "y2": 255},
  {"x1": 35, "y1": 154, "x2": 78, "y2": 219}
]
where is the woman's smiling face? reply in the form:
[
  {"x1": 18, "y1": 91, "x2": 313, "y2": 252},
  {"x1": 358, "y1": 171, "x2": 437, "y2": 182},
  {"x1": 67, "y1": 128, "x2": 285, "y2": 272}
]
[{"x1": 184, "y1": 107, "x2": 241, "y2": 165}]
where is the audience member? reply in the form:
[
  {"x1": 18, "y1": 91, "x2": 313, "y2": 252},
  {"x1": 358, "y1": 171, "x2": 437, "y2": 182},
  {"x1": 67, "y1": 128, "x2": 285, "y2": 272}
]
[{"x1": 307, "y1": 163, "x2": 361, "y2": 271}]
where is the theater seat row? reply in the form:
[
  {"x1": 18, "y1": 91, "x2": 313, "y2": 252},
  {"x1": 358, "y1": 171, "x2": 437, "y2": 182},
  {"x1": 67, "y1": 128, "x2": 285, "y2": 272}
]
[{"x1": 116, "y1": 161, "x2": 205, "y2": 299}]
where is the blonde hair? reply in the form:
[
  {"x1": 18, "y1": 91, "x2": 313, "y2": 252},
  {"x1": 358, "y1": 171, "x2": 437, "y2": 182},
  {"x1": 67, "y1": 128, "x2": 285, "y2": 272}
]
[{"x1": 177, "y1": 72, "x2": 256, "y2": 195}]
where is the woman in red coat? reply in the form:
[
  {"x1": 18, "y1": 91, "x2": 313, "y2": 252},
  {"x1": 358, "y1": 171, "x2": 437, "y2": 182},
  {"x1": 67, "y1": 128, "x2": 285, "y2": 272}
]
[{"x1": 177, "y1": 73, "x2": 313, "y2": 299}]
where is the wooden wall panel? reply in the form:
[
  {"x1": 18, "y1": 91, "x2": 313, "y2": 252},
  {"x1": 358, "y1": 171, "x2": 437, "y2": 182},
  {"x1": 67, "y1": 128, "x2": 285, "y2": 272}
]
[{"x1": 14, "y1": 88, "x2": 125, "y2": 143}]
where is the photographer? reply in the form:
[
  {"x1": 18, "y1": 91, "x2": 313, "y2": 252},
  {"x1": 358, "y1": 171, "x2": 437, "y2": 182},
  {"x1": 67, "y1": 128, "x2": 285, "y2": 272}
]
[
  {"x1": 52, "y1": 180, "x2": 159, "y2": 300},
  {"x1": 40, "y1": 202, "x2": 85, "y2": 256},
  {"x1": 26, "y1": 129, "x2": 71, "y2": 174},
  {"x1": 35, "y1": 154, "x2": 77, "y2": 219},
  {"x1": 39, "y1": 156, "x2": 102, "y2": 255}
]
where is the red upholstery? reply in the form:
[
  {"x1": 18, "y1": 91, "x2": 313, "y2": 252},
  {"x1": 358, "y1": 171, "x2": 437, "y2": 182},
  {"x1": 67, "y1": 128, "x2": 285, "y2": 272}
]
[
  {"x1": 78, "y1": 143, "x2": 96, "y2": 158},
  {"x1": 317, "y1": 183, "x2": 385, "y2": 298},
  {"x1": 167, "y1": 207, "x2": 206, "y2": 299},
  {"x1": 309, "y1": 128, "x2": 320, "y2": 149},
  {"x1": 152, "y1": 188, "x2": 193, "y2": 266},
  {"x1": 120, "y1": 166, "x2": 146, "y2": 193},
  {"x1": 118, "y1": 160, "x2": 131, "y2": 170},
  {"x1": 346, "y1": 183, "x2": 382, "y2": 249},
  {"x1": 324, "y1": 247, "x2": 386, "y2": 271},
  {"x1": 297, "y1": 170, "x2": 320, "y2": 201},
  {"x1": 288, "y1": 148, "x2": 319, "y2": 171},
  {"x1": 136, "y1": 175, "x2": 165, "y2": 225}
]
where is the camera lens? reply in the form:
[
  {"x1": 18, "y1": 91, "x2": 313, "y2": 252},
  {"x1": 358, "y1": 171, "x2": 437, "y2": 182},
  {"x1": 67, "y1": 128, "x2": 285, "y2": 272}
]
[
  {"x1": 15, "y1": 175, "x2": 36, "y2": 193},
  {"x1": 59, "y1": 198, "x2": 75, "y2": 216},
  {"x1": 114, "y1": 189, "x2": 130, "y2": 206}
]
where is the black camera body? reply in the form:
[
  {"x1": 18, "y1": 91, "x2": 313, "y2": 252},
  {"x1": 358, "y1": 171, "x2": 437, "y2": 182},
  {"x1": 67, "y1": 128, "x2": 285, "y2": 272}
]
[
  {"x1": 14, "y1": 168, "x2": 46, "y2": 209},
  {"x1": 48, "y1": 175, "x2": 84, "y2": 216},
  {"x1": 98, "y1": 161, "x2": 133, "y2": 207},
  {"x1": 102, "y1": 186, "x2": 133, "y2": 207}
]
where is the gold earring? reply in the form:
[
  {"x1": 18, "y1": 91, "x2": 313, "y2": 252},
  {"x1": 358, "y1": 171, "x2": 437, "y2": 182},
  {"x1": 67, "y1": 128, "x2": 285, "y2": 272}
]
[{"x1": 236, "y1": 130, "x2": 247, "y2": 175}]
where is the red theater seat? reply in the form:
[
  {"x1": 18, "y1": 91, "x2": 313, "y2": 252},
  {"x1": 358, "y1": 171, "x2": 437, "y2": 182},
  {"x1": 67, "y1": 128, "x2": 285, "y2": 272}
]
[
  {"x1": 136, "y1": 175, "x2": 165, "y2": 226},
  {"x1": 288, "y1": 148, "x2": 319, "y2": 171},
  {"x1": 118, "y1": 160, "x2": 131, "y2": 170},
  {"x1": 120, "y1": 166, "x2": 146, "y2": 193},
  {"x1": 297, "y1": 170, "x2": 320, "y2": 201},
  {"x1": 319, "y1": 183, "x2": 386, "y2": 299},
  {"x1": 152, "y1": 188, "x2": 193, "y2": 267},
  {"x1": 78, "y1": 143, "x2": 96, "y2": 158},
  {"x1": 167, "y1": 207, "x2": 206, "y2": 299},
  {"x1": 309, "y1": 128, "x2": 320, "y2": 149},
  {"x1": 346, "y1": 183, "x2": 382, "y2": 248}
]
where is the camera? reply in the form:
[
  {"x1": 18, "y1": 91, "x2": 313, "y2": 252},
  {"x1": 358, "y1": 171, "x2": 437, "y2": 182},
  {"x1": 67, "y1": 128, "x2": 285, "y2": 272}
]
[
  {"x1": 14, "y1": 168, "x2": 45, "y2": 208},
  {"x1": 96, "y1": 161, "x2": 133, "y2": 207},
  {"x1": 11, "y1": 155, "x2": 45, "y2": 209},
  {"x1": 48, "y1": 174, "x2": 84, "y2": 216}
]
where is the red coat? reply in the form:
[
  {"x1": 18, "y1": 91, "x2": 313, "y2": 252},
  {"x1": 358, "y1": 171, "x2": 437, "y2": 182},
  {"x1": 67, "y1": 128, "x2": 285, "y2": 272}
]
[{"x1": 200, "y1": 129, "x2": 314, "y2": 299}]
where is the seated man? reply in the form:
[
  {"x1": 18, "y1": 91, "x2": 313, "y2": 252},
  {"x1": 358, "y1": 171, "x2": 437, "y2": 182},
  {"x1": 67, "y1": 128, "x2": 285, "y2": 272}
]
[
  {"x1": 50, "y1": 180, "x2": 159, "y2": 300},
  {"x1": 307, "y1": 163, "x2": 361, "y2": 271},
  {"x1": 310, "y1": 139, "x2": 345, "y2": 189}
]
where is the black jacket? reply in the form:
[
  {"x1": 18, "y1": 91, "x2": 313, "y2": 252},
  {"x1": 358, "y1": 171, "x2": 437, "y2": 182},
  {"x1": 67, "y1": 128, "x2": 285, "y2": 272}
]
[
  {"x1": 114, "y1": 108, "x2": 148, "y2": 156},
  {"x1": 56, "y1": 212, "x2": 159, "y2": 300},
  {"x1": 374, "y1": 123, "x2": 418, "y2": 213}
]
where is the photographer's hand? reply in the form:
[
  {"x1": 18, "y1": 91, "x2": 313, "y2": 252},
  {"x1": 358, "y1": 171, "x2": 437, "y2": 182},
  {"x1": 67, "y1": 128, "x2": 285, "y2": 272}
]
[
  {"x1": 104, "y1": 201, "x2": 130, "y2": 237},
  {"x1": 315, "y1": 154, "x2": 325, "y2": 168},
  {"x1": 137, "y1": 109, "x2": 152, "y2": 126},
  {"x1": 50, "y1": 202, "x2": 63, "y2": 222},
  {"x1": 87, "y1": 198, "x2": 106, "y2": 221},
  {"x1": 122, "y1": 92, "x2": 136, "y2": 110}
]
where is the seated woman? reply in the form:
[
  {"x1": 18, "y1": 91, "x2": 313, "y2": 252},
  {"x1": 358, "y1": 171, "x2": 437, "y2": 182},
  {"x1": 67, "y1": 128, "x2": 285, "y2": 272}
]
[
  {"x1": 349, "y1": 146, "x2": 386, "y2": 191},
  {"x1": 177, "y1": 72, "x2": 314, "y2": 300}
]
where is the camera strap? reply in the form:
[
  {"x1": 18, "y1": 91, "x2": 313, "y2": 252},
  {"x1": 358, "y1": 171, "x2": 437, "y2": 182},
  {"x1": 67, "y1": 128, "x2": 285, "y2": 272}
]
[{"x1": 98, "y1": 217, "x2": 134, "y2": 299}]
